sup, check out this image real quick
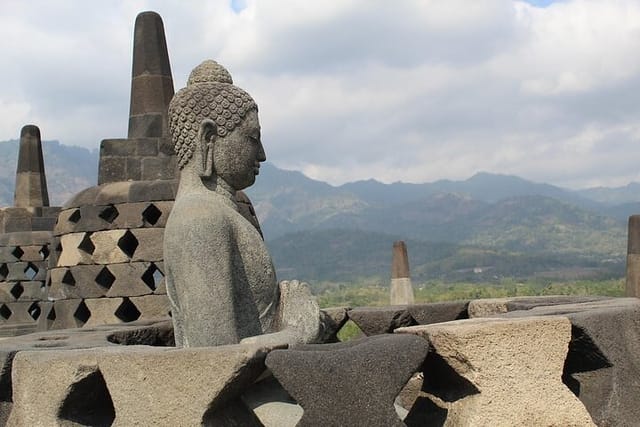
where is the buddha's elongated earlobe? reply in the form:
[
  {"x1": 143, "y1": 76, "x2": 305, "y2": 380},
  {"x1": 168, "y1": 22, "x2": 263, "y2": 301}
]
[{"x1": 197, "y1": 119, "x2": 217, "y2": 177}]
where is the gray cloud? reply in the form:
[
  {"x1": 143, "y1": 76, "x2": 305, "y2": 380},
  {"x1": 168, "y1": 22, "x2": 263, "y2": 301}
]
[{"x1": 1, "y1": 0, "x2": 640, "y2": 189}]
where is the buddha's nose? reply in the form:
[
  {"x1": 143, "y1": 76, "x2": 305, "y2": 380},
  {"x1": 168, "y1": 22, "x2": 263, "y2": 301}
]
[{"x1": 257, "y1": 141, "x2": 266, "y2": 162}]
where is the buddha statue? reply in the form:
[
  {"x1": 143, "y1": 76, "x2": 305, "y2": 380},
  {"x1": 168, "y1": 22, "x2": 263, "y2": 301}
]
[{"x1": 164, "y1": 60, "x2": 319, "y2": 347}]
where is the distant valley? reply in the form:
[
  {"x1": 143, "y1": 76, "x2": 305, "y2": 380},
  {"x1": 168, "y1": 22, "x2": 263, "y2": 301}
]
[{"x1": 1, "y1": 139, "x2": 637, "y2": 285}]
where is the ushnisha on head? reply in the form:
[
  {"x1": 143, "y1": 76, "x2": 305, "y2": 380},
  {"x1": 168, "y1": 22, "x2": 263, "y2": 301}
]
[{"x1": 168, "y1": 60, "x2": 266, "y2": 191}]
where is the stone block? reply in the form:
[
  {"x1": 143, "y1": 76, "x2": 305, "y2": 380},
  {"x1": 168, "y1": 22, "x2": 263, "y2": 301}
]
[
  {"x1": 142, "y1": 201, "x2": 173, "y2": 228},
  {"x1": 98, "y1": 156, "x2": 126, "y2": 185},
  {"x1": 0, "y1": 247, "x2": 19, "y2": 263},
  {"x1": 396, "y1": 317, "x2": 595, "y2": 426},
  {"x1": 141, "y1": 156, "x2": 173, "y2": 181},
  {"x1": 0, "y1": 301, "x2": 40, "y2": 324},
  {"x1": 130, "y1": 294, "x2": 170, "y2": 320},
  {"x1": 130, "y1": 228, "x2": 164, "y2": 261},
  {"x1": 62, "y1": 187, "x2": 100, "y2": 210},
  {"x1": 347, "y1": 306, "x2": 417, "y2": 336},
  {"x1": 57, "y1": 233, "x2": 93, "y2": 266},
  {"x1": 109, "y1": 202, "x2": 145, "y2": 229},
  {"x1": 126, "y1": 157, "x2": 142, "y2": 181},
  {"x1": 15, "y1": 245, "x2": 46, "y2": 262},
  {"x1": 106, "y1": 262, "x2": 155, "y2": 297},
  {"x1": 502, "y1": 298, "x2": 640, "y2": 427},
  {"x1": 94, "y1": 182, "x2": 133, "y2": 206},
  {"x1": 266, "y1": 334, "x2": 429, "y2": 426},
  {"x1": 9, "y1": 342, "x2": 268, "y2": 426},
  {"x1": 49, "y1": 266, "x2": 109, "y2": 300},
  {"x1": 100, "y1": 139, "x2": 136, "y2": 157},
  {"x1": 129, "y1": 180, "x2": 176, "y2": 202},
  {"x1": 2, "y1": 215, "x2": 31, "y2": 233},
  {"x1": 83, "y1": 298, "x2": 126, "y2": 327},
  {"x1": 90, "y1": 230, "x2": 131, "y2": 264},
  {"x1": 12, "y1": 281, "x2": 46, "y2": 301},
  {"x1": 626, "y1": 253, "x2": 640, "y2": 296},
  {"x1": 468, "y1": 295, "x2": 608, "y2": 318},
  {"x1": 53, "y1": 208, "x2": 80, "y2": 235},
  {"x1": 50, "y1": 299, "x2": 91, "y2": 329},
  {"x1": 390, "y1": 277, "x2": 414, "y2": 305},
  {"x1": 0, "y1": 282, "x2": 17, "y2": 302},
  {"x1": 30, "y1": 216, "x2": 57, "y2": 231},
  {"x1": 407, "y1": 301, "x2": 469, "y2": 325},
  {"x1": 135, "y1": 138, "x2": 160, "y2": 156}
]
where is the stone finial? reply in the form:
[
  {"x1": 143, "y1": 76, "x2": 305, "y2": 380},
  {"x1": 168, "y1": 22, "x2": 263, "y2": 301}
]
[
  {"x1": 390, "y1": 241, "x2": 414, "y2": 305},
  {"x1": 14, "y1": 125, "x2": 49, "y2": 208},
  {"x1": 392, "y1": 241, "x2": 410, "y2": 279},
  {"x1": 626, "y1": 215, "x2": 640, "y2": 296},
  {"x1": 128, "y1": 11, "x2": 174, "y2": 138}
]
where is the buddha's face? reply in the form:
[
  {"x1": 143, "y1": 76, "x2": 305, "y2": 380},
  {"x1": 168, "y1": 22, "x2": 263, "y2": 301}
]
[{"x1": 211, "y1": 109, "x2": 266, "y2": 190}]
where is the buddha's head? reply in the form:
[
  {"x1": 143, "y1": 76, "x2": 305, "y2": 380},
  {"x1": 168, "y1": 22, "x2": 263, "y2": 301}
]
[{"x1": 169, "y1": 60, "x2": 266, "y2": 191}]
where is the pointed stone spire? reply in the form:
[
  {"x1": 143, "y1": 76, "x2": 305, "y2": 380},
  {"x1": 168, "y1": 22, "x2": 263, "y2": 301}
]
[
  {"x1": 128, "y1": 11, "x2": 174, "y2": 138},
  {"x1": 626, "y1": 215, "x2": 640, "y2": 296},
  {"x1": 390, "y1": 241, "x2": 415, "y2": 305},
  {"x1": 14, "y1": 125, "x2": 49, "y2": 208}
]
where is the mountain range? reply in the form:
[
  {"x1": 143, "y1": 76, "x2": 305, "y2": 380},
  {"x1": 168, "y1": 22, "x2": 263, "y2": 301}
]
[{"x1": 0, "y1": 139, "x2": 637, "y2": 284}]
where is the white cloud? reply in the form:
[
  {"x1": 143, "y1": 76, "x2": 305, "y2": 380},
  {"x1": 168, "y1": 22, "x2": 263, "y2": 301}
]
[{"x1": 1, "y1": 0, "x2": 640, "y2": 189}]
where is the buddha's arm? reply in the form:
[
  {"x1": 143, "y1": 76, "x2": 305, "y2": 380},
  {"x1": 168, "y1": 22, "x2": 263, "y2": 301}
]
[{"x1": 165, "y1": 209, "x2": 242, "y2": 346}]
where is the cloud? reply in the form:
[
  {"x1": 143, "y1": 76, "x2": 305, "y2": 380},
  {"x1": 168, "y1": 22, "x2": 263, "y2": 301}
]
[{"x1": 1, "y1": 0, "x2": 640, "y2": 189}]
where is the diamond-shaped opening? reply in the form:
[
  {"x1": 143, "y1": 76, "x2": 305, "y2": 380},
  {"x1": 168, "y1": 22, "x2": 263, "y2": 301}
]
[
  {"x1": 24, "y1": 263, "x2": 38, "y2": 280},
  {"x1": 114, "y1": 298, "x2": 141, "y2": 322},
  {"x1": 11, "y1": 246, "x2": 24, "y2": 260},
  {"x1": 141, "y1": 264, "x2": 164, "y2": 291},
  {"x1": 39, "y1": 245, "x2": 49, "y2": 260},
  {"x1": 0, "y1": 304, "x2": 12, "y2": 320},
  {"x1": 58, "y1": 369, "x2": 116, "y2": 426},
  {"x1": 117, "y1": 230, "x2": 139, "y2": 258},
  {"x1": 77, "y1": 232, "x2": 95, "y2": 255},
  {"x1": 28, "y1": 302, "x2": 41, "y2": 320},
  {"x1": 95, "y1": 267, "x2": 115, "y2": 289},
  {"x1": 68, "y1": 209, "x2": 81, "y2": 223},
  {"x1": 10, "y1": 283, "x2": 24, "y2": 300},
  {"x1": 73, "y1": 301, "x2": 91, "y2": 325},
  {"x1": 142, "y1": 203, "x2": 162, "y2": 225},
  {"x1": 62, "y1": 270, "x2": 76, "y2": 286},
  {"x1": 337, "y1": 320, "x2": 366, "y2": 342},
  {"x1": 98, "y1": 205, "x2": 119, "y2": 224},
  {"x1": 0, "y1": 264, "x2": 7, "y2": 281},
  {"x1": 47, "y1": 306, "x2": 57, "y2": 327}
]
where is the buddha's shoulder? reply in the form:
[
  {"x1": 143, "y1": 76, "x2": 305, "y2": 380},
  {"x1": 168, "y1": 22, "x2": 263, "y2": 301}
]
[{"x1": 169, "y1": 193, "x2": 236, "y2": 229}]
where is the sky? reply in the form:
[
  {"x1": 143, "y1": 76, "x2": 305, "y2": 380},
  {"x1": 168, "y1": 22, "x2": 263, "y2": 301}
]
[{"x1": 2, "y1": 0, "x2": 640, "y2": 189}]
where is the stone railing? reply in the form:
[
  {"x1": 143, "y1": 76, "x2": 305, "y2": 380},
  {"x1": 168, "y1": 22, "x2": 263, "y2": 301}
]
[{"x1": 0, "y1": 295, "x2": 638, "y2": 425}]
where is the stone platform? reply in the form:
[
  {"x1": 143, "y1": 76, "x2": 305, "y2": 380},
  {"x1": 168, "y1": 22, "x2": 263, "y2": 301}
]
[{"x1": 0, "y1": 296, "x2": 637, "y2": 426}]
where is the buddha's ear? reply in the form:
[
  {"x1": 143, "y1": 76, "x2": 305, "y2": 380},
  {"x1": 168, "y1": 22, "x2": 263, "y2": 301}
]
[{"x1": 197, "y1": 119, "x2": 217, "y2": 177}]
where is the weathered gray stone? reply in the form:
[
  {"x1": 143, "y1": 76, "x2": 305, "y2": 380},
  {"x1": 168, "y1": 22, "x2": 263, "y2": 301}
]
[
  {"x1": 348, "y1": 306, "x2": 417, "y2": 336},
  {"x1": 500, "y1": 297, "x2": 640, "y2": 427},
  {"x1": 266, "y1": 334, "x2": 429, "y2": 426},
  {"x1": 106, "y1": 262, "x2": 155, "y2": 297},
  {"x1": 408, "y1": 301, "x2": 469, "y2": 324},
  {"x1": 130, "y1": 227, "x2": 164, "y2": 261},
  {"x1": 8, "y1": 343, "x2": 269, "y2": 426},
  {"x1": 57, "y1": 233, "x2": 94, "y2": 266},
  {"x1": 14, "y1": 125, "x2": 49, "y2": 209},
  {"x1": 129, "y1": 294, "x2": 170, "y2": 319},
  {"x1": 317, "y1": 306, "x2": 350, "y2": 343},
  {"x1": 165, "y1": 60, "x2": 319, "y2": 348},
  {"x1": 128, "y1": 179, "x2": 177, "y2": 202},
  {"x1": 48, "y1": 265, "x2": 110, "y2": 299},
  {"x1": 467, "y1": 295, "x2": 608, "y2": 318},
  {"x1": 396, "y1": 317, "x2": 595, "y2": 426},
  {"x1": 49, "y1": 299, "x2": 91, "y2": 329},
  {"x1": 83, "y1": 297, "x2": 128, "y2": 326},
  {"x1": 626, "y1": 216, "x2": 640, "y2": 297},
  {"x1": 90, "y1": 230, "x2": 131, "y2": 264}
]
